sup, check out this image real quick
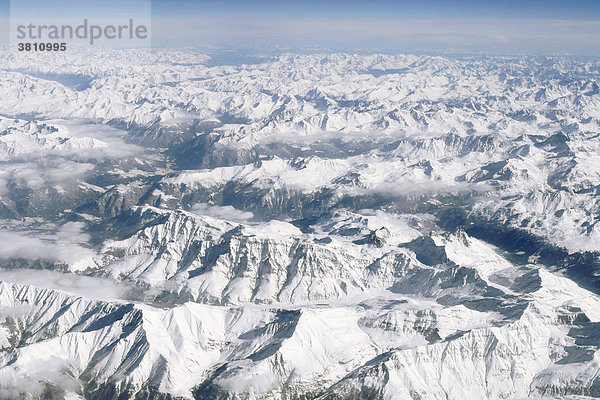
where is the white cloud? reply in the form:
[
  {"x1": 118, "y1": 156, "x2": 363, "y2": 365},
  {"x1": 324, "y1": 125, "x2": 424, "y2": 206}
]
[
  {"x1": 191, "y1": 203, "x2": 254, "y2": 222},
  {"x1": 0, "y1": 269, "x2": 130, "y2": 301},
  {"x1": 57, "y1": 221, "x2": 91, "y2": 244},
  {"x1": 0, "y1": 229, "x2": 95, "y2": 268}
]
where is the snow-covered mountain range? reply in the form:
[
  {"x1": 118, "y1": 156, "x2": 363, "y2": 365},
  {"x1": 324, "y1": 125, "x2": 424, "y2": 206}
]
[{"x1": 0, "y1": 48, "x2": 599, "y2": 399}]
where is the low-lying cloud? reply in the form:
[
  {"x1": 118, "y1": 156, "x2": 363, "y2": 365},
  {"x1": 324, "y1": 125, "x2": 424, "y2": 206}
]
[
  {"x1": 191, "y1": 203, "x2": 254, "y2": 222},
  {"x1": 0, "y1": 269, "x2": 132, "y2": 301},
  {"x1": 0, "y1": 227, "x2": 95, "y2": 268}
]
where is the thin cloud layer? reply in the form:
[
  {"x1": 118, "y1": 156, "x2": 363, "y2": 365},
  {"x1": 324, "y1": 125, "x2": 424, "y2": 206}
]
[
  {"x1": 191, "y1": 203, "x2": 255, "y2": 222},
  {"x1": 152, "y1": 17, "x2": 600, "y2": 55},
  {"x1": 0, "y1": 228, "x2": 95, "y2": 268}
]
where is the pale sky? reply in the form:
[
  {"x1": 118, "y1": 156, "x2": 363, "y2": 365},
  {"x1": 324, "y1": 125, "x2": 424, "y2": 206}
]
[{"x1": 2, "y1": 0, "x2": 599, "y2": 55}]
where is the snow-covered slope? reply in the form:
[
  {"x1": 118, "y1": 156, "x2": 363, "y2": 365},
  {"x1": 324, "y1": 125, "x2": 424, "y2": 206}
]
[
  {"x1": 0, "y1": 49, "x2": 599, "y2": 399},
  {"x1": 2, "y1": 233, "x2": 600, "y2": 399}
]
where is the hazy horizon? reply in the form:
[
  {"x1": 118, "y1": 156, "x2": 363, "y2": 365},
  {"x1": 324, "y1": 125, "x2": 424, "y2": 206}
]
[{"x1": 1, "y1": 0, "x2": 599, "y2": 55}]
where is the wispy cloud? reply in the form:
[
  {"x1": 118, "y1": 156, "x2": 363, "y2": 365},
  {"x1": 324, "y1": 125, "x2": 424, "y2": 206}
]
[
  {"x1": 191, "y1": 203, "x2": 254, "y2": 222},
  {"x1": 0, "y1": 227, "x2": 95, "y2": 268},
  {"x1": 0, "y1": 269, "x2": 131, "y2": 300}
]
